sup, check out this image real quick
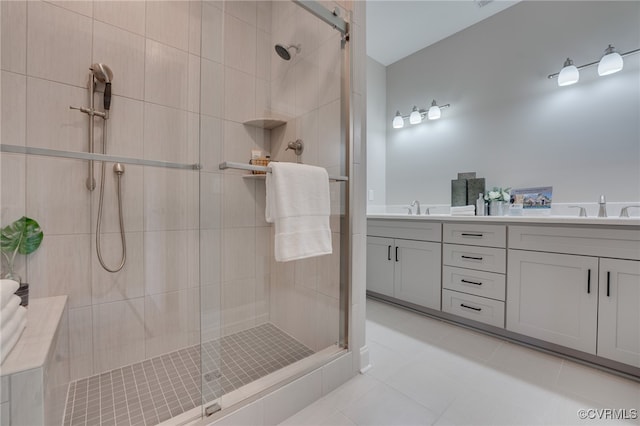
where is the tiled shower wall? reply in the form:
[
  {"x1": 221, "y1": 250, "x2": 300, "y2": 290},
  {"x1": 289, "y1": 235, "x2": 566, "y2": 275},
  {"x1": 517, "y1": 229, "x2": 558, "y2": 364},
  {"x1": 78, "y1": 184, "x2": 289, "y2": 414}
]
[{"x1": 1, "y1": 0, "x2": 203, "y2": 380}]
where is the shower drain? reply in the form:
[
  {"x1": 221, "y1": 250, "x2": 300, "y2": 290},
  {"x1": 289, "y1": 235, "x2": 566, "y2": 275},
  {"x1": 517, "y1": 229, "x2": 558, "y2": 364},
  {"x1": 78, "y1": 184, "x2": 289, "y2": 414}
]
[{"x1": 204, "y1": 370, "x2": 222, "y2": 381}]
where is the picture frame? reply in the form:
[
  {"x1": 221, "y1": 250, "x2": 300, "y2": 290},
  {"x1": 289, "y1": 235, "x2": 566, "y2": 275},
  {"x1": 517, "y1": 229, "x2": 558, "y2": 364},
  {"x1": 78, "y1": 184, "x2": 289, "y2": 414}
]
[{"x1": 510, "y1": 186, "x2": 553, "y2": 215}]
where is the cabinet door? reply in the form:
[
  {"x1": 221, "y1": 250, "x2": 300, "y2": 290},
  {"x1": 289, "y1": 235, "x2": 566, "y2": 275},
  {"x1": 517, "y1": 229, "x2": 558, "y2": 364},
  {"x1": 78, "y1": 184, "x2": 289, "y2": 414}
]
[
  {"x1": 394, "y1": 239, "x2": 442, "y2": 310},
  {"x1": 366, "y1": 236, "x2": 395, "y2": 297},
  {"x1": 598, "y1": 259, "x2": 640, "y2": 367},
  {"x1": 507, "y1": 250, "x2": 598, "y2": 354}
]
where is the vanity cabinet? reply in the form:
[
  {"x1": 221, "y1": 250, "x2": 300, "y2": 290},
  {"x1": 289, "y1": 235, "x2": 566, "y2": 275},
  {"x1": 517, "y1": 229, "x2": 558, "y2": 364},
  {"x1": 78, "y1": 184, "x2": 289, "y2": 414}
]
[
  {"x1": 366, "y1": 220, "x2": 442, "y2": 311},
  {"x1": 507, "y1": 250, "x2": 599, "y2": 354},
  {"x1": 442, "y1": 223, "x2": 506, "y2": 328},
  {"x1": 597, "y1": 258, "x2": 640, "y2": 367},
  {"x1": 508, "y1": 225, "x2": 640, "y2": 363}
]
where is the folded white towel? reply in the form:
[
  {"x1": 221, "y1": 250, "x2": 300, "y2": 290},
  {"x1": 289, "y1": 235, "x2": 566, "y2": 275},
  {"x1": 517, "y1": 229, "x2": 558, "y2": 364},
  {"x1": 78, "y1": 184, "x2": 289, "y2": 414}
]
[
  {"x1": 266, "y1": 162, "x2": 332, "y2": 262},
  {"x1": 0, "y1": 280, "x2": 20, "y2": 309},
  {"x1": 0, "y1": 310, "x2": 27, "y2": 364},
  {"x1": 0, "y1": 295, "x2": 21, "y2": 329},
  {"x1": 451, "y1": 211, "x2": 476, "y2": 216}
]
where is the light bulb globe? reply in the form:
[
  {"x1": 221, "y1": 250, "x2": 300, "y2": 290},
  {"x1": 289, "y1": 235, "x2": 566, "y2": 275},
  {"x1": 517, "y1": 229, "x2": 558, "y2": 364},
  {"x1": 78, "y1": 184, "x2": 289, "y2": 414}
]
[
  {"x1": 558, "y1": 58, "x2": 579, "y2": 87},
  {"x1": 428, "y1": 105, "x2": 441, "y2": 120},
  {"x1": 598, "y1": 50, "x2": 623, "y2": 76},
  {"x1": 392, "y1": 112, "x2": 404, "y2": 129},
  {"x1": 409, "y1": 107, "x2": 421, "y2": 125}
]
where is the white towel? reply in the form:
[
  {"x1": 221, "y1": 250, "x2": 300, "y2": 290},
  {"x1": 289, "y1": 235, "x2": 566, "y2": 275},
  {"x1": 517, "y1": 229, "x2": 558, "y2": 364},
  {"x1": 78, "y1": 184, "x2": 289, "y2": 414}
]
[
  {"x1": 0, "y1": 295, "x2": 21, "y2": 329},
  {"x1": 0, "y1": 309, "x2": 27, "y2": 364},
  {"x1": 266, "y1": 162, "x2": 332, "y2": 262},
  {"x1": 0, "y1": 280, "x2": 19, "y2": 309}
]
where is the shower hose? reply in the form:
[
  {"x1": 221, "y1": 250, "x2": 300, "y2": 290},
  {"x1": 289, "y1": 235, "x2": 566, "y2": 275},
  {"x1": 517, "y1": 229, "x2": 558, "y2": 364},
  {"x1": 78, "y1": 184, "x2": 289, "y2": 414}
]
[{"x1": 96, "y1": 119, "x2": 127, "y2": 272}]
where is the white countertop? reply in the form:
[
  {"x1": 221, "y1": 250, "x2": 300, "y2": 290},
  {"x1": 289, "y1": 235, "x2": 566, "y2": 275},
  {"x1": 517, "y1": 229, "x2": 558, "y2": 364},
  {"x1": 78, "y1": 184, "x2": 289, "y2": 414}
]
[
  {"x1": 367, "y1": 213, "x2": 640, "y2": 227},
  {"x1": 0, "y1": 296, "x2": 67, "y2": 376}
]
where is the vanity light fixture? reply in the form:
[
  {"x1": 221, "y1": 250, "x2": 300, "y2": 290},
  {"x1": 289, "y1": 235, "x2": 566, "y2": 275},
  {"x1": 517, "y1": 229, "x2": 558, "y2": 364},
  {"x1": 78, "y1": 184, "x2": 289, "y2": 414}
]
[
  {"x1": 549, "y1": 44, "x2": 639, "y2": 86},
  {"x1": 391, "y1": 102, "x2": 451, "y2": 128}
]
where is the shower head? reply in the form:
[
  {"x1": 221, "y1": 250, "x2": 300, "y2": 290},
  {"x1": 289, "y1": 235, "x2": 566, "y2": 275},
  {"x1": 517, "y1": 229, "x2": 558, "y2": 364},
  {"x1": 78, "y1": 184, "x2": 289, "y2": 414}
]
[
  {"x1": 275, "y1": 44, "x2": 301, "y2": 61},
  {"x1": 90, "y1": 63, "x2": 113, "y2": 111},
  {"x1": 91, "y1": 63, "x2": 113, "y2": 84}
]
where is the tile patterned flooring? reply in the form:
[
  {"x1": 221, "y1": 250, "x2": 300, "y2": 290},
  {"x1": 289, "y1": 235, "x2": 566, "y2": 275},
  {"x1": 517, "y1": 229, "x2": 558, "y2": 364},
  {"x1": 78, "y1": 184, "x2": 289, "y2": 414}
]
[
  {"x1": 279, "y1": 298, "x2": 640, "y2": 426},
  {"x1": 63, "y1": 323, "x2": 314, "y2": 426}
]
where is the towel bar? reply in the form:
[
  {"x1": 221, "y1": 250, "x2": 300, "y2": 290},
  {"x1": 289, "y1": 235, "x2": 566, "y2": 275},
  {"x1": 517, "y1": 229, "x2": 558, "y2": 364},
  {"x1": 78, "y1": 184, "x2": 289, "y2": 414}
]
[{"x1": 219, "y1": 161, "x2": 348, "y2": 182}]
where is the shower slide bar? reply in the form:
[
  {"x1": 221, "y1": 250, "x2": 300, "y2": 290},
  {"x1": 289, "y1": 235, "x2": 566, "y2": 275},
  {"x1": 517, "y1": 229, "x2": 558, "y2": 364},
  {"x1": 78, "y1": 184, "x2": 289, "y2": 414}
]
[
  {"x1": 1, "y1": 144, "x2": 201, "y2": 170},
  {"x1": 219, "y1": 161, "x2": 348, "y2": 182}
]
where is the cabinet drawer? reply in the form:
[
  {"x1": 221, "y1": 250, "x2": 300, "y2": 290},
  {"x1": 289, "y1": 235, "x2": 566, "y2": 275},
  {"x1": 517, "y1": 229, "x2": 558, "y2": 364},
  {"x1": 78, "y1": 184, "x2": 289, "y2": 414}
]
[
  {"x1": 509, "y1": 225, "x2": 640, "y2": 260},
  {"x1": 442, "y1": 289, "x2": 505, "y2": 328},
  {"x1": 443, "y1": 223, "x2": 506, "y2": 248},
  {"x1": 443, "y1": 266, "x2": 506, "y2": 301},
  {"x1": 367, "y1": 219, "x2": 442, "y2": 242},
  {"x1": 443, "y1": 244, "x2": 506, "y2": 273}
]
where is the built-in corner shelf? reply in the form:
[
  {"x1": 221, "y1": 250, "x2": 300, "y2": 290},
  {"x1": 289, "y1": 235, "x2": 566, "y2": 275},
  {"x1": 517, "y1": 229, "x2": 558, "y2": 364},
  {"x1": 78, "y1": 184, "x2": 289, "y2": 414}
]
[{"x1": 243, "y1": 118, "x2": 287, "y2": 130}]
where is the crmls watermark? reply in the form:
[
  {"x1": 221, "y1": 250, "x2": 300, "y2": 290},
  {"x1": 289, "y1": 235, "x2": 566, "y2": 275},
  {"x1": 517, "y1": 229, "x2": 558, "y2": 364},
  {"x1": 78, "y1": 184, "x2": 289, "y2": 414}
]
[{"x1": 577, "y1": 409, "x2": 638, "y2": 420}]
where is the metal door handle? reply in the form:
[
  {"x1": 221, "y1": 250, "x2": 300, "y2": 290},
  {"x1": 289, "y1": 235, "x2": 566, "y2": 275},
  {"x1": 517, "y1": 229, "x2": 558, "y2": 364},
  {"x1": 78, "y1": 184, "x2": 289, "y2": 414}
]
[
  {"x1": 587, "y1": 269, "x2": 591, "y2": 294},
  {"x1": 607, "y1": 271, "x2": 610, "y2": 297},
  {"x1": 461, "y1": 233, "x2": 483, "y2": 237},
  {"x1": 460, "y1": 303, "x2": 482, "y2": 312},
  {"x1": 461, "y1": 255, "x2": 483, "y2": 261},
  {"x1": 461, "y1": 279, "x2": 482, "y2": 286},
  {"x1": 387, "y1": 245, "x2": 391, "y2": 261},
  {"x1": 395, "y1": 246, "x2": 399, "y2": 262}
]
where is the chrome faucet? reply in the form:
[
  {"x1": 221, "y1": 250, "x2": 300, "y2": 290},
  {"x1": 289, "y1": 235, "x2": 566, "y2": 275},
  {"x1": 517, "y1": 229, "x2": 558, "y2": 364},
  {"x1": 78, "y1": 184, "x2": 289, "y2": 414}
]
[
  {"x1": 598, "y1": 195, "x2": 607, "y2": 218},
  {"x1": 410, "y1": 200, "x2": 421, "y2": 215},
  {"x1": 620, "y1": 206, "x2": 640, "y2": 218}
]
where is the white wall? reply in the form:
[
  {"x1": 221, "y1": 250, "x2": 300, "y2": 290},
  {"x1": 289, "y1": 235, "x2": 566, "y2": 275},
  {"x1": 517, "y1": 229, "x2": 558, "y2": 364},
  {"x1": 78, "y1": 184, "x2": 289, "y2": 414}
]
[
  {"x1": 366, "y1": 56, "x2": 386, "y2": 207},
  {"x1": 385, "y1": 1, "x2": 640, "y2": 206}
]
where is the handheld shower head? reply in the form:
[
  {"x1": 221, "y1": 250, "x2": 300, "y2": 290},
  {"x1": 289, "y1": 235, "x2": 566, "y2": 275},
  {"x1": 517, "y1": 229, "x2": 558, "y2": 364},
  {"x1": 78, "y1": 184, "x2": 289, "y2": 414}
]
[
  {"x1": 275, "y1": 44, "x2": 301, "y2": 61},
  {"x1": 90, "y1": 63, "x2": 113, "y2": 111}
]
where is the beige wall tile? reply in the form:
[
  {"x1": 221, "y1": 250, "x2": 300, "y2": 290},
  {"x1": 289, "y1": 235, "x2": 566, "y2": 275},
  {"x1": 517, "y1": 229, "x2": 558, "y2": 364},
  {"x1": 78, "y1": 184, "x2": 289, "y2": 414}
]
[
  {"x1": 315, "y1": 292, "x2": 339, "y2": 350},
  {"x1": 1, "y1": 153, "x2": 26, "y2": 228},
  {"x1": 224, "y1": 14, "x2": 257, "y2": 75},
  {"x1": 1, "y1": 71, "x2": 26, "y2": 147},
  {"x1": 45, "y1": 1, "x2": 93, "y2": 17},
  {"x1": 200, "y1": 172, "x2": 223, "y2": 230},
  {"x1": 226, "y1": 1, "x2": 257, "y2": 27},
  {"x1": 93, "y1": 21, "x2": 145, "y2": 100},
  {"x1": 144, "y1": 230, "x2": 199, "y2": 295},
  {"x1": 224, "y1": 68, "x2": 255, "y2": 123},
  {"x1": 10, "y1": 368, "x2": 44, "y2": 425},
  {"x1": 199, "y1": 115, "x2": 223, "y2": 172},
  {"x1": 94, "y1": 1, "x2": 146, "y2": 36},
  {"x1": 143, "y1": 103, "x2": 190, "y2": 163},
  {"x1": 223, "y1": 174, "x2": 256, "y2": 228},
  {"x1": 221, "y1": 278, "x2": 255, "y2": 336},
  {"x1": 146, "y1": 0, "x2": 190, "y2": 51},
  {"x1": 222, "y1": 120, "x2": 256, "y2": 164},
  {"x1": 188, "y1": 54, "x2": 201, "y2": 113},
  {"x1": 68, "y1": 306, "x2": 94, "y2": 380},
  {"x1": 144, "y1": 39, "x2": 189, "y2": 110},
  {"x1": 90, "y1": 163, "x2": 144, "y2": 234},
  {"x1": 200, "y1": 229, "x2": 222, "y2": 286},
  {"x1": 92, "y1": 298, "x2": 145, "y2": 372},
  {"x1": 27, "y1": 1, "x2": 92, "y2": 87},
  {"x1": 97, "y1": 96, "x2": 144, "y2": 159},
  {"x1": 143, "y1": 167, "x2": 198, "y2": 231},
  {"x1": 26, "y1": 156, "x2": 91, "y2": 235},
  {"x1": 1, "y1": 1, "x2": 27, "y2": 73},
  {"x1": 91, "y1": 232, "x2": 144, "y2": 304},
  {"x1": 144, "y1": 290, "x2": 190, "y2": 358},
  {"x1": 317, "y1": 99, "x2": 341, "y2": 170},
  {"x1": 201, "y1": 2, "x2": 223, "y2": 63},
  {"x1": 27, "y1": 234, "x2": 92, "y2": 308},
  {"x1": 201, "y1": 59, "x2": 224, "y2": 118},
  {"x1": 26, "y1": 77, "x2": 89, "y2": 152},
  {"x1": 223, "y1": 228, "x2": 255, "y2": 282},
  {"x1": 189, "y1": 1, "x2": 202, "y2": 55}
]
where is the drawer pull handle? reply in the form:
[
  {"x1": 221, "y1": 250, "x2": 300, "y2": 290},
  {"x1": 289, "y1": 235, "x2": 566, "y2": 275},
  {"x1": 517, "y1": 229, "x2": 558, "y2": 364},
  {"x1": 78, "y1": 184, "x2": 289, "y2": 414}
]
[
  {"x1": 461, "y1": 255, "x2": 483, "y2": 261},
  {"x1": 587, "y1": 269, "x2": 591, "y2": 294},
  {"x1": 460, "y1": 303, "x2": 482, "y2": 312},
  {"x1": 607, "y1": 271, "x2": 610, "y2": 297},
  {"x1": 461, "y1": 233, "x2": 483, "y2": 237},
  {"x1": 387, "y1": 245, "x2": 391, "y2": 261},
  {"x1": 461, "y1": 279, "x2": 482, "y2": 286},
  {"x1": 396, "y1": 246, "x2": 399, "y2": 262}
]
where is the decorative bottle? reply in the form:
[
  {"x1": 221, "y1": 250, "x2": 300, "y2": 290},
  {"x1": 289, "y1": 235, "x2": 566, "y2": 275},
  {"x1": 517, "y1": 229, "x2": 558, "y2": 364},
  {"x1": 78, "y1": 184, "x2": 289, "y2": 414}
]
[{"x1": 476, "y1": 193, "x2": 485, "y2": 216}]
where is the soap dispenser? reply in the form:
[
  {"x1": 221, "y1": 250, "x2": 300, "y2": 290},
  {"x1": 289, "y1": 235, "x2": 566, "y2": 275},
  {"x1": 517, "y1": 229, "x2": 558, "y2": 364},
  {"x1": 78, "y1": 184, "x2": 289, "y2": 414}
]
[{"x1": 476, "y1": 193, "x2": 485, "y2": 216}]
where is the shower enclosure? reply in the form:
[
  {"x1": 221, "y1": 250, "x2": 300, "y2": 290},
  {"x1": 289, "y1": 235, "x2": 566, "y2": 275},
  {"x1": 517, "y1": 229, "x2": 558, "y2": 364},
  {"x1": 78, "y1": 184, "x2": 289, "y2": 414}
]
[{"x1": 0, "y1": 0, "x2": 355, "y2": 424}]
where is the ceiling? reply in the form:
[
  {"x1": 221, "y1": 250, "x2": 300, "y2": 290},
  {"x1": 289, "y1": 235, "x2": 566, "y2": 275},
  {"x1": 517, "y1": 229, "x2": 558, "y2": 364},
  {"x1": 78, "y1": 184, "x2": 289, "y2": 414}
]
[{"x1": 366, "y1": 0, "x2": 521, "y2": 66}]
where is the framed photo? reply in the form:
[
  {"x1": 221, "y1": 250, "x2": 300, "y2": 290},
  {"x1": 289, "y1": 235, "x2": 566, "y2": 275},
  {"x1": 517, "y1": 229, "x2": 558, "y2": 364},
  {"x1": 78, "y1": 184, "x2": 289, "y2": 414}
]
[{"x1": 510, "y1": 186, "x2": 553, "y2": 215}]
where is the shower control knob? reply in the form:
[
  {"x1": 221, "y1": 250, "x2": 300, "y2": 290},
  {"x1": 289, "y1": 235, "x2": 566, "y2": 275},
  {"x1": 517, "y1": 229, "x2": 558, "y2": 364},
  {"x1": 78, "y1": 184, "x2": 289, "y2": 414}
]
[{"x1": 286, "y1": 139, "x2": 304, "y2": 156}]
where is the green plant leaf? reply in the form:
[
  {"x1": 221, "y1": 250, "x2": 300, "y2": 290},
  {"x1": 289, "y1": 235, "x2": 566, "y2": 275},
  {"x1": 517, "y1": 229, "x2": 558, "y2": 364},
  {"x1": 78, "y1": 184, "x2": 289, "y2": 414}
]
[{"x1": 0, "y1": 216, "x2": 43, "y2": 255}]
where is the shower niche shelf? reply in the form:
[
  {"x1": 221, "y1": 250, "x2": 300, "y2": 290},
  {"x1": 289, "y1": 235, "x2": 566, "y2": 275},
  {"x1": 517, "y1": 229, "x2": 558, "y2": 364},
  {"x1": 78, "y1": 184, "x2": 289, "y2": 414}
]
[{"x1": 243, "y1": 117, "x2": 287, "y2": 130}]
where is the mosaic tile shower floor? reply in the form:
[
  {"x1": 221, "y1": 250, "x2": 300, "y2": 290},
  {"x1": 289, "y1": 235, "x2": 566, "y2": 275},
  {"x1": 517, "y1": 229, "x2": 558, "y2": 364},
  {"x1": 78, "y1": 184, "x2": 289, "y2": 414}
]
[{"x1": 63, "y1": 323, "x2": 314, "y2": 426}]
